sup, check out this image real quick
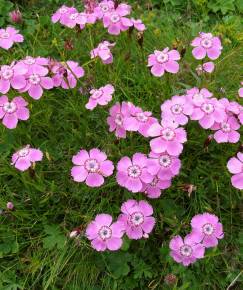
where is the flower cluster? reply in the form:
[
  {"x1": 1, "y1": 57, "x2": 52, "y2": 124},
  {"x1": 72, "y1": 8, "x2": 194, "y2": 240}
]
[
  {"x1": 85, "y1": 199, "x2": 155, "y2": 251},
  {"x1": 0, "y1": 57, "x2": 84, "y2": 129},
  {"x1": 51, "y1": 1, "x2": 145, "y2": 35},
  {"x1": 170, "y1": 213, "x2": 224, "y2": 266},
  {"x1": 0, "y1": 26, "x2": 24, "y2": 50}
]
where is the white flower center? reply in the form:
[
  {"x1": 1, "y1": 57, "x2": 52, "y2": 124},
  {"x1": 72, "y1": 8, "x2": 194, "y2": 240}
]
[
  {"x1": 159, "y1": 154, "x2": 172, "y2": 167},
  {"x1": 59, "y1": 7, "x2": 68, "y2": 14},
  {"x1": 0, "y1": 32, "x2": 10, "y2": 39},
  {"x1": 171, "y1": 104, "x2": 183, "y2": 115},
  {"x1": 156, "y1": 52, "x2": 169, "y2": 63},
  {"x1": 161, "y1": 128, "x2": 175, "y2": 141},
  {"x1": 130, "y1": 211, "x2": 144, "y2": 226},
  {"x1": 115, "y1": 113, "x2": 123, "y2": 126},
  {"x1": 24, "y1": 57, "x2": 35, "y2": 65},
  {"x1": 110, "y1": 14, "x2": 120, "y2": 23},
  {"x1": 70, "y1": 13, "x2": 78, "y2": 20},
  {"x1": 221, "y1": 122, "x2": 231, "y2": 132},
  {"x1": 18, "y1": 147, "x2": 30, "y2": 157},
  {"x1": 100, "y1": 4, "x2": 109, "y2": 12},
  {"x1": 29, "y1": 74, "x2": 41, "y2": 85},
  {"x1": 201, "y1": 103, "x2": 214, "y2": 114},
  {"x1": 136, "y1": 112, "x2": 148, "y2": 122},
  {"x1": 202, "y1": 223, "x2": 214, "y2": 235},
  {"x1": 3, "y1": 101, "x2": 17, "y2": 113},
  {"x1": 98, "y1": 226, "x2": 112, "y2": 240},
  {"x1": 180, "y1": 245, "x2": 192, "y2": 257},
  {"x1": 201, "y1": 38, "x2": 213, "y2": 49},
  {"x1": 84, "y1": 158, "x2": 99, "y2": 173},
  {"x1": 2, "y1": 68, "x2": 14, "y2": 80},
  {"x1": 127, "y1": 165, "x2": 142, "y2": 178},
  {"x1": 91, "y1": 89, "x2": 103, "y2": 100}
]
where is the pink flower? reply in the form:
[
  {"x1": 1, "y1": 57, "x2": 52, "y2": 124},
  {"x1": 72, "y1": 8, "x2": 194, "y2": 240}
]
[
  {"x1": 196, "y1": 62, "x2": 215, "y2": 75},
  {"x1": 191, "y1": 32, "x2": 222, "y2": 60},
  {"x1": 71, "y1": 148, "x2": 114, "y2": 187},
  {"x1": 148, "y1": 120, "x2": 187, "y2": 156},
  {"x1": 142, "y1": 175, "x2": 171, "y2": 198},
  {"x1": 107, "y1": 101, "x2": 132, "y2": 138},
  {"x1": 0, "y1": 63, "x2": 27, "y2": 94},
  {"x1": 90, "y1": 41, "x2": 115, "y2": 64},
  {"x1": 9, "y1": 10, "x2": 22, "y2": 24},
  {"x1": 211, "y1": 116, "x2": 240, "y2": 143},
  {"x1": 169, "y1": 234, "x2": 205, "y2": 266},
  {"x1": 116, "y1": 153, "x2": 153, "y2": 193},
  {"x1": 103, "y1": 5, "x2": 133, "y2": 35},
  {"x1": 227, "y1": 152, "x2": 243, "y2": 190},
  {"x1": 11, "y1": 145, "x2": 43, "y2": 171},
  {"x1": 123, "y1": 104, "x2": 158, "y2": 137},
  {"x1": 52, "y1": 61, "x2": 84, "y2": 89},
  {"x1": 238, "y1": 82, "x2": 243, "y2": 98},
  {"x1": 161, "y1": 95, "x2": 193, "y2": 126},
  {"x1": 131, "y1": 18, "x2": 146, "y2": 31},
  {"x1": 0, "y1": 95, "x2": 29, "y2": 129},
  {"x1": 19, "y1": 56, "x2": 49, "y2": 74},
  {"x1": 7, "y1": 201, "x2": 14, "y2": 210},
  {"x1": 86, "y1": 84, "x2": 114, "y2": 110},
  {"x1": 218, "y1": 98, "x2": 240, "y2": 116},
  {"x1": 186, "y1": 87, "x2": 213, "y2": 107},
  {"x1": 61, "y1": 11, "x2": 87, "y2": 29},
  {"x1": 118, "y1": 199, "x2": 155, "y2": 239},
  {"x1": 190, "y1": 213, "x2": 224, "y2": 248},
  {"x1": 0, "y1": 27, "x2": 24, "y2": 50},
  {"x1": 86, "y1": 214, "x2": 125, "y2": 251},
  {"x1": 148, "y1": 48, "x2": 180, "y2": 77},
  {"x1": 147, "y1": 151, "x2": 181, "y2": 180},
  {"x1": 94, "y1": 1, "x2": 115, "y2": 19},
  {"x1": 190, "y1": 97, "x2": 226, "y2": 129},
  {"x1": 51, "y1": 6, "x2": 77, "y2": 25}
]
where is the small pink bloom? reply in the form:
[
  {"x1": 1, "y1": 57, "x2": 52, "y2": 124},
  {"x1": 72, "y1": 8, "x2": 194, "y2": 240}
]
[
  {"x1": 148, "y1": 48, "x2": 180, "y2": 77},
  {"x1": 9, "y1": 10, "x2": 22, "y2": 24},
  {"x1": 107, "y1": 101, "x2": 132, "y2": 138},
  {"x1": 116, "y1": 153, "x2": 153, "y2": 193},
  {"x1": 131, "y1": 18, "x2": 146, "y2": 31},
  {"x1": 161, "y1": 95, "x2": 193, "y2": 126},
  {"x1": 103, "y1": 5, "x2": 133, "y2": 35},
  {"x1": 71, "y1": 148, "x2": 114, "y2": 187},
  {"x1": 0, "y1": 95, "x2": 29, "y2": 129},
  {"x1": 211, "y1": 116, "x2": 240, "y2": 143},
  {"x1": 86, "y1": 214, "x2": 125, "y2": 251},
  {"x1": 118, "y1": 199, "x2": 155, "y2": 239},
  {"x1": 61, "y1": 11, "x2": 87, "y2": 28},
  {"x1": 123, "y1": 104, "x2": 158, "y2": 137},
  {"x1": 91, "y1": 41, "x2": 115, "y2": 64},
  {"x1": 227, "y1": 152, "x2": 243, "y2": 190},
  {"x1": 147, "y1": 151, "x2": 181, "y2": 180},
  {"x1": 238, "y1": 82, "x2": 243, "y2": 98},
  {"x1": 52, "y1": 61, "x2": 84, "y2": 89},
  {"x1": 196, "y1": 62, "x2": 215, "y2": 75},
  {"x1": 169, "y1": 234, "x2": 205, "y2": 266},
  {"x1": 86, "y1": 84, "x2": 114, "y2": 110},
  {"x1": 142, "y1": 175, "x2": 171, "y2": 198},
  {"x1": 190, "y1": 97, "x2": 226, "y2": 129},
  {"x1": 191, "y1": 32, "x2": 222, "y2": 60},
  {"x1": 190, "y1": 213, "x2": 224, "y2": 248},
  {"x1": 18, "y1": 56, "x2": 49, "y2": 75},
  {"x1": 218, "y1": 98, "x2": 240, "y2": 116},
  {"x1": 186, "y1": 87, "x2": 213, "y2": 107},
  {"x1": 94, "y1": 0, "x2": 115, "y2": 19},
  {"x1": 0, "y1": 27, "x2": 24, "y2": 50},
  {"x1": 0, "y1": 63, "x2": 27, "y2": 94},
  {"x1": 148, "y1": 120, "x2": 187, "y2": 156},
  {"x1": 7, "y1": 201, "x2": 14, "y2": 210},
  {"x1": 11, "y1": 145, "x2": 43, "y2": 171},
  {"x1": 51, "y1": 6, "x2": 77, "y2": 25}
]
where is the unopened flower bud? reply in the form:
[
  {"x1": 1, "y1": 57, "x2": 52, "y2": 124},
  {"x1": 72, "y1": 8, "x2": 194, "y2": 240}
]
[
  {"x1": 7, "y1": 202, "x2": 14, "y2": 210},
  {"x1": 9, "y1": 10, "x2": 22, "y2": 24},
  {"x1": 164, "y1": 273, "x2": 177, "y2": 285}
]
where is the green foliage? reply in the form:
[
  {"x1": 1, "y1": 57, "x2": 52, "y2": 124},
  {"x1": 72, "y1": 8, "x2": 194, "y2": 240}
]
[
  {"x1": 42, "y1": 224, "x2": 66, "y2": 250},
  {"x1": 0, "y1": 0, "x2": 13, "y2": 26}
]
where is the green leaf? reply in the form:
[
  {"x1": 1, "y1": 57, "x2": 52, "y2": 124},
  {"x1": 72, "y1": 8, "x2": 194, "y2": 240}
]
[{"x1": 42, "y1": 224, "x2": 66, "y2": 250}]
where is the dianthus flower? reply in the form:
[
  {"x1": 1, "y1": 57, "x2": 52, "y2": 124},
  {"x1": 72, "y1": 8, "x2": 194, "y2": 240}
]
[
  {"x1": 0, "y1": 27, "x2": 24, "y2": 50},
  {"x1": 142, "y1": 175, "x2": 171, "y2": 198},
  {"x1": 190, "y1": 213, "x2": 224, "y2": 248},
  {"x1": 51, "y1": 5, "x2": 77, "y2": 25},
  {"x1": 94, "y1": 0, "x2": 115, "y2": 19},
  {"x1": 11, "y1": 145, "x2": 43, "y2": 171},
  {"x1": 86, "y1": 84, "x2": 114, "y2": 110},
  {"x1": 148, "y1": 48, "x2": 180, "y2": 77},
  {"x1": 86, "y1": 214, "x2": 125, "y2": 251},
  {"x1": 118, "y1": 199, "x2": 155, "y2": 239},
  {"x1": 0, "y1": 95, "x2": 29, "y2": 129},
  {"x1": 131, "y1": 18, "x2": 146, "y2": 31},
  {"x1": 227, "y1": 152, "x2": 243, "y2": 190},
  {"x1": 196, "y1": 62, "x2": 215, "y2": 75},
  {"x1": 90, "y1": 41, "x2": 115, "y2": 64},
  {"x1": 191, "y1": 32, "x2": 222, "y2": 60},
  {"x1": 116, "y1": 153, "x2": 153, "y2": 193},
  {"x1": 71, "y1": 148, "x2": 114, "y2": 187},
  {"x1": 169, "y1": 234, "x2": 205, "y2": 266},
  {"x1": 186, "y1": 87, "x2": 213, "y2": 107}
]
